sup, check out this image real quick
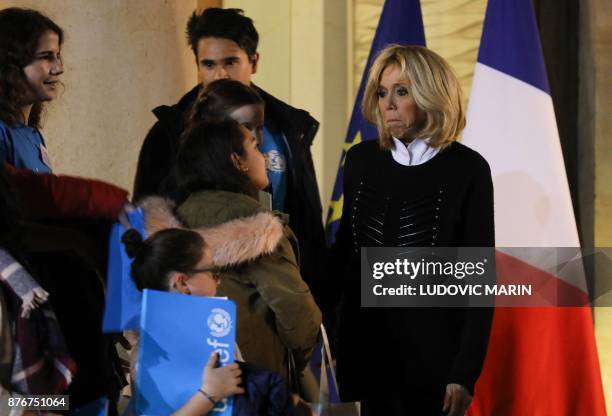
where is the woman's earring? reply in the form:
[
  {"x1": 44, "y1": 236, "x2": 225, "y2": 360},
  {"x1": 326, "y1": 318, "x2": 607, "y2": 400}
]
[{"x1": 242, "y1": 166, "x2": 249, "y2": 172}]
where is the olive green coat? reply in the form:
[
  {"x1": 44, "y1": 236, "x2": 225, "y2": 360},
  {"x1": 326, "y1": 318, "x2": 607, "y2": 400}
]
[{"x1": 177, "y1": 190, "x2": 322, "y2": 378}]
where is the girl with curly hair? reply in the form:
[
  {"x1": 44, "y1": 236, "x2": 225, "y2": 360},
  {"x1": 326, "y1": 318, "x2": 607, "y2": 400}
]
[{"x1": 0, "y1": 7, "x2": 64, "y2": 172}]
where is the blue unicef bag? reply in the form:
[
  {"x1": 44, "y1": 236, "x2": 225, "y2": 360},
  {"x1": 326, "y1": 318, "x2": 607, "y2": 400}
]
[
  {"x1": 136, "y1": 290, "x2": 236, "y2": 415},
  {"x1": 102, "y1": 208, "x2": 146, "y2": 332}
]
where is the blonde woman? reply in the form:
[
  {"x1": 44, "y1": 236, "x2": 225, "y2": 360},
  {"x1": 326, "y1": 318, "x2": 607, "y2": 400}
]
[{"x1": 333, "y1": 45, "x2": 494, "y2": 415}]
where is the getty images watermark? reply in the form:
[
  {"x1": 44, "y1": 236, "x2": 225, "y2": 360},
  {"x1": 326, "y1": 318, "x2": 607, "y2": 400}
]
[{"x1": 360, "y1": 247, "x2": 612, "y2": 307}]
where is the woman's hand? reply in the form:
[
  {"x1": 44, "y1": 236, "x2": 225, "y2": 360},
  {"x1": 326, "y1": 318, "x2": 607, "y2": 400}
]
[
  {"x1": 200, "y1": 352, "x2": 245, "y2": 402},
  {"x1": 442, "y1": 383, "x2": 472, "y2": 416}
]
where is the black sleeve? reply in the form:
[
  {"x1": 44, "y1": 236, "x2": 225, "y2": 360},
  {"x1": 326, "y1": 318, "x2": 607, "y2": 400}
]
[
  {"x1": 458, "y1": 156, "x2": 495, "y2": 246},
  {"x1": 132, "y1": 122, "x2": 171, "y2": 203},
  {"x1": 326, "y1": 146, "x2": 359, "y2": 310},
  {"x1": 447, "y1": 157, "x2": 495, "y2": 394}
]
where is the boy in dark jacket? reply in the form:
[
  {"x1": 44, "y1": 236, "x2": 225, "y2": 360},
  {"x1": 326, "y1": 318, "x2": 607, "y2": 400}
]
[{"x1": 133, "y1": 8, "x2": 327, "y2": 307}]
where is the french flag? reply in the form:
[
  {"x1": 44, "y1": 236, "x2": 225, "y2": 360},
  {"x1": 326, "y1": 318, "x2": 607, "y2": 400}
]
[{"x1": 462, "y1": 0, "x2": 607, "y2": 414}]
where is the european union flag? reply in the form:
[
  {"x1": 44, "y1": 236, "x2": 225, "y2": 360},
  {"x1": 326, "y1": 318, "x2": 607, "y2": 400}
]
[{"x1": 326, "y1": 0, "x2": 426, "y2": 244}]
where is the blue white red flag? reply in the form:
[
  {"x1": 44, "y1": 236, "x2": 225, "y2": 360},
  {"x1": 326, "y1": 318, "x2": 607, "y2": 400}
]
[{"x1": 462, "y1": 0, "x2": 606, "y2": 413}]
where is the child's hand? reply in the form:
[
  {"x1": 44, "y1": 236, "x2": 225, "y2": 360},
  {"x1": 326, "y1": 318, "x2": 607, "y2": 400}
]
[{"x1": 200, "y1": 352, "x2": 245, "y2": 402}]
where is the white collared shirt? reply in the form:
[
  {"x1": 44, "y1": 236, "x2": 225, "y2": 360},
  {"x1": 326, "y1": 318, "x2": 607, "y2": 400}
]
[{"x1": 390, "y1": 137, "x2": 439, "y2": 166}]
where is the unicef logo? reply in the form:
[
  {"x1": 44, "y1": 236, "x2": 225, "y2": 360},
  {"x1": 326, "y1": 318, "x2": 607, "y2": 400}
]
[
  {"x1": 207, "y1": 308, "x2": 232, "y2": 338},
  {"x1": 265, "y1": 150, "x2": 286, "y2": 173}
]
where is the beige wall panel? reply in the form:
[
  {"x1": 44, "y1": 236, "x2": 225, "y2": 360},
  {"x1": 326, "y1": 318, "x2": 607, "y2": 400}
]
[
  {"x1": 290, "y1": 0, "x2": 324, "y2": 198},
  {"x1": 224, "y1": 0, "x2": 292, "y2": 102},
  {"x1": 3, "y1": 0, "x2": 198, "y2": 193},
  {"x1": 351, "y1": 0, "x2": 383, "y2": 95},
  {"x1": 421, "y1": 0, "x2": 487, "y2": 101},
  {"x1": 322, "y1": 0, "x2": 348, "y2": 205},
  {"x1": 197, "y1": 0, "x2": 222, "y2": 11}
]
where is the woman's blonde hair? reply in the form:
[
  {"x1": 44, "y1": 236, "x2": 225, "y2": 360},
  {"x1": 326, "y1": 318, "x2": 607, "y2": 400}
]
[{"x1": 362, "y1": 44, "x2": 465, "y2": 149}]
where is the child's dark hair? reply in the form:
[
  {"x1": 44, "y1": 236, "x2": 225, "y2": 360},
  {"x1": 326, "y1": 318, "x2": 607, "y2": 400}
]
[
  {"x1": 186, "y1": 8, "x2": 258, "y2": 59},
  {"x1": 121, "y1": 228, "x2": 206, "y2": 291},
  {"x1": 0, "y1": 7, "x2": 64, "y2": 127},
  {"x1": 177, "y1": 118, "x2": 257, "y2": 199},
  {"x1": 187, "y1": 79, "x2": 263, "y2": 127}
]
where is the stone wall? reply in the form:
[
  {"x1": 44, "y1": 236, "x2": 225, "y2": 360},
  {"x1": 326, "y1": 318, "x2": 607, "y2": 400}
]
[{"x1": 3, "y1": 0, "x2": 198, "y2": 193}]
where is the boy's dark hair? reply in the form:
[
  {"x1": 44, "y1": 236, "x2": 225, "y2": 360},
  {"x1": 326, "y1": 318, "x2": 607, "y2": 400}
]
[
  {"x1": 177, "y1": 118, "x2": 257, "y2": 200},
  {"x1": 0, "y1": 7, "x2": 64, "y2": 128},
  {"x1": 186, "y1": 8, "x2": 258, "y2": 59},
  {"x1": 187, "y1": 79, "x2": 264, "y2": 127},
  {"x1": 122, "y1": 228, "x2": 206, "y2": 291}
]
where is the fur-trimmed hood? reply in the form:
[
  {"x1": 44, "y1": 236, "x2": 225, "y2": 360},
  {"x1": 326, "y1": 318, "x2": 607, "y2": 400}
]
[{"x1": 139, "y1": 197, "x2": 284, "y2": 268}]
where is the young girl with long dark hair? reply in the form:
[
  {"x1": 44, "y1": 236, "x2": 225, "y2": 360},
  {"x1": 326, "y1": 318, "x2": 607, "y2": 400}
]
[{"x1": 145, "y1": 117, "x2": 322, "y2": 384}]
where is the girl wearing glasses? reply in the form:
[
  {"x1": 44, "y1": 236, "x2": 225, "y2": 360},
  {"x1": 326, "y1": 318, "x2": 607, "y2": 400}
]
[
  {"x1": 122, "y1": 224, "x2": 297, "y2": 415},
  {"x1": 122, "y1": 227, "x2": 244, "y2": 416}
]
